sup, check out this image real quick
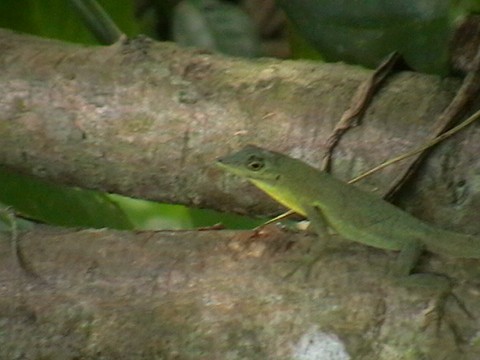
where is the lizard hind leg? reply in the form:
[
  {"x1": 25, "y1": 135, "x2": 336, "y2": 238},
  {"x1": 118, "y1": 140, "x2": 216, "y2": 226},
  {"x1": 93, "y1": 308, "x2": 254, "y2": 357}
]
[{"x1": 393, "y1": 241, "x2": 473, "y2": 345}]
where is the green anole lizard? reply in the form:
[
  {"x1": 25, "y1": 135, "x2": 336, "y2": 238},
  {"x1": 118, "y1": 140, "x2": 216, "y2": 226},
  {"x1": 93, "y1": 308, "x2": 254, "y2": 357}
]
[{"x1": 216, "y1": 145, "x2": 478, "y2": 330}]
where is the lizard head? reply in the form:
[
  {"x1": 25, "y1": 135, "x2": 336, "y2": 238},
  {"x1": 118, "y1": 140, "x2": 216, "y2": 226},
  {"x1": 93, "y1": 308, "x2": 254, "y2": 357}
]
[
  {"x1": 216, "y1": 145, "x2": 283, "y2": 183},
  {"x1": 216, "y1": 145, "x2": 309, "y2": 216}
]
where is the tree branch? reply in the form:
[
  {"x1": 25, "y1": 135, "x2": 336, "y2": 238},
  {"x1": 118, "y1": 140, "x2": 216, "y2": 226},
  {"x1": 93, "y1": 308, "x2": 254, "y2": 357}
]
[
  {"x1": 0, "y1": 29, "x2": 479, "y2": 234},
  {"x1": 1, "y1": 226, "x2": 478, "y2": 358}
]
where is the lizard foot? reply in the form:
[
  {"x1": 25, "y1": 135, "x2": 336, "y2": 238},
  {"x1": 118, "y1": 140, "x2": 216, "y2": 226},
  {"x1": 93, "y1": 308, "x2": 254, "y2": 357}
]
[
  {"x1": 421, "y1": 290, "x2": 474, "y2": 346},
  {"x1": 282, "y1": 249, "x2": 324, "y2": 280}
]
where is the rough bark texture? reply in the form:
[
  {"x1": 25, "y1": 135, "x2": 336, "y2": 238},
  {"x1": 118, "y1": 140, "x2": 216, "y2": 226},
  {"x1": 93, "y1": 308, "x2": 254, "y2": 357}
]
[
  {"x1": 1, "y1": 226, "x2": 479, "y2": 359},
  {"x1": 1, "y1": 29, "x2": 480, "y2": 359},
  {"x1": 1, "y1": 28, "x2": 480, "y2": 232}
]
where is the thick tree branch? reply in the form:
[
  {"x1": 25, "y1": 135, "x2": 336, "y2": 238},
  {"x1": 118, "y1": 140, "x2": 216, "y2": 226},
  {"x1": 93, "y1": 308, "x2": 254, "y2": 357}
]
[
  {"x1": 0, "y1": 29, "x2": 479, "y2": 232},
  {"x1": 1, "y1": 226, "x2": 478, "y2": 358}
]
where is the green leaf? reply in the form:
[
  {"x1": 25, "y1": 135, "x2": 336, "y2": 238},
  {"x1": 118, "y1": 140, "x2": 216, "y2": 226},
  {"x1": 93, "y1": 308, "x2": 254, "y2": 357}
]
[
  {"x1": 277, "y1": 0, "x2": 471, "y2": 74},
  {"x1": 0, "y1": 168, "x2": 263, "y2": 230},
  {"x1": 0, "y1": 167, "x2": 134, "y2": 229},
  {"x1": 0, "y1": 0, "x2": 139, "y2": 44},
  {"x1": 108, "y1": 194, "x2": 264, "y2": 230}
]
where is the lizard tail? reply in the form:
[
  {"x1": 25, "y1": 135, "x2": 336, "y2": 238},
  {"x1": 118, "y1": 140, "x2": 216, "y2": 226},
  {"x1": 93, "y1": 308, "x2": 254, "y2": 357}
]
[{"x1": 424, "y1": 229, "x2": 480, "y2": 259}]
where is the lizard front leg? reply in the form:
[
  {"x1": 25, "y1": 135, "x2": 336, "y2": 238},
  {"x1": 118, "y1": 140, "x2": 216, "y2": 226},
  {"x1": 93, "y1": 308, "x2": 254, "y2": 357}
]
[{"x1": 283, "y1": 205, "x2": 332, "y2": 279}]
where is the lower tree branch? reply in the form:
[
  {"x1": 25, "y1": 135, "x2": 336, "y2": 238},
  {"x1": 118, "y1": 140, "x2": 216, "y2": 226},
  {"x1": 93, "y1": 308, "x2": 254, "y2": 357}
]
[{"x1": 1, "y1": 226, "x2": 478, "y2": 358}]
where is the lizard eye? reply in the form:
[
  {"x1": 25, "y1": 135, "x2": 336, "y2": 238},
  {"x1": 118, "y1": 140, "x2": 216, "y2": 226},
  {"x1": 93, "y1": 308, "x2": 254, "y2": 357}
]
[{"x1": 247, "y1": 156, "x2": 264, "y2": 171}]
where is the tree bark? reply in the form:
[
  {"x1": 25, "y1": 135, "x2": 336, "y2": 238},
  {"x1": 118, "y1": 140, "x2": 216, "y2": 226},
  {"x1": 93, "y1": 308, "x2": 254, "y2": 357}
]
[
  {"x1": 1, "y1": 226, "x2": 479, "y2": 359},
  {"x1": 1, "y1": 28, "x2": 479, "y2": 231}
]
